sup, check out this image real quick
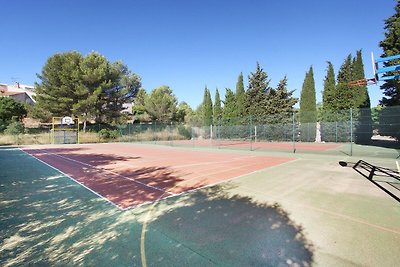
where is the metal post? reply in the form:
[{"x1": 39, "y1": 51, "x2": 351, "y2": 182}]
[
  {"x1": 292, "y1": 112, "x2": 296, "y2": 153},
  {"x1": 250, "y1": 116, "x2": 253, "y2": 151},
  {"x1": 350, "y1": 108, "x2": 353, "y2": 156}
]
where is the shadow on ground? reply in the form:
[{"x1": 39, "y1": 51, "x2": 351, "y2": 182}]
[
  {"x1": 143, "y1": 186, "x2": 315, "y2": 266},
  {"x1": 0, "y1": 147, "x2": 144, "y2": 266}
]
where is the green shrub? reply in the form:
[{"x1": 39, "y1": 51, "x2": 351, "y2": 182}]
[
  {"x1": 177, "y1": 125, "x2": 192, "y2": 139},
  {"x1": 98, "y1": 129, "x2": 120, "y2": 140},
  {"x1": 4, "y1": 121, "x2": 25, "y2": 135}
]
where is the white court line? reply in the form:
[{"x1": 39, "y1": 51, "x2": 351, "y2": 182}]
[
  {"x1": 35, "y1": 148, "x2": 172, "y2": 195},
  {"x1": 19, "y1": 148, "x2": 123, "y2": 210}
]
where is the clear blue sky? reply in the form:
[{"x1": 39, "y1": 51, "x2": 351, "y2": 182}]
[{"x1": 0, "y1": 0, "x2": 396, "y2": 108}]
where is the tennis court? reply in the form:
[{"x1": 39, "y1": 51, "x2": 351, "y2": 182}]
[
  {"x1": 1, "y1": 143, "x2": 399, "y2": 266},
  {"x1": 21, "y1": 143, "x2": 294, "y2": 209}
]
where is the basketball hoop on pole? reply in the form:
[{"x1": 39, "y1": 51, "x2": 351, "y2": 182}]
[{"x1": 349, "y1": 52, "x2": 400, "y2": 87}]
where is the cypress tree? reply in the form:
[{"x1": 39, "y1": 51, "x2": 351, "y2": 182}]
[
  {"x1": 320, "y1": 61, "x2": 339, "y2": 142},
  {"x1": 352, "y1": 50, "x2": 372, "y2": 143},
  {"x1": 202, "y1": 86, "x2": 213, "y2": 126},
  {"x1": 222, "y1": 88, "x2": 236, "y2": 125},
  {"x1": 322, "y1": 62, "x2": 336, "y2": 111},
  {"x1": 336, "y1": 54, "x2": 355, "y2": 109},
  {"x1": 299, "y1": 66, "x2": 317, "y2": 122},
  {"x1": 235, "y1": 72, "x2": 246, "y2": 118},
  {"x1": 213, "y1": 88, "x2": 222, "y2": 125},
  {"x1": 299, "y1": 66, "x2": 317, "y2": 141}
]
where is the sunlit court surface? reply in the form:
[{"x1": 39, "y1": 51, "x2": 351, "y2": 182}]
[
  {"x1": 21, "y1": 143, "x2": 295, "y2": 210},
  {"x1": 1, "y1": 143, "x2": 399, "y2": 266}
]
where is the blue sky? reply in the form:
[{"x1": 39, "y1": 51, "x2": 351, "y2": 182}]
[{"x1": 0, "y1": 0, "x2": 396, "y2": 108}]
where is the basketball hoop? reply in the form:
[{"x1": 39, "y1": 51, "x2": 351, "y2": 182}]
[
  {"x1": 62, "y1": 116, "x2": 74, "y2": 126},
  {"x1": 348, "y1": 77, "x2": 377, "y2": 87}
]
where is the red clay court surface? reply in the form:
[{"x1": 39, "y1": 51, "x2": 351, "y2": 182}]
[
  {"x1": 169, "y1": 139, "x2": 342, "y2": 151},
  {"x1": 22, "y1": 143, "x2": 295, "y2": 210}
]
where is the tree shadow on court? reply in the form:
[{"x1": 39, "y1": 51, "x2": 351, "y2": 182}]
[
  {"x1": 0, "y1": 147, "x2": 150, "y2": 266},
  {"x1": 25, "y1": 147, "x2": 201, "y2": 206},
  {"x1": 144, "y1": 185, "x2": 315, "y2": 266},
  {"x1": 32, "y1": 147, "x2": 142, "y2": 166}
]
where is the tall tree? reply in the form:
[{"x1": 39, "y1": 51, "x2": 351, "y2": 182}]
[
  {"x1": 335, "y1": 54, "x2": 356, "y2": 109},
  {"x1": 144, "y1": 86, "x2": 177, "y2": 122},
  {"x1": 175, "y1": 101, "x2": 194, "y2": 123},
  {"x1": 299, "y1": 66, "x2": 317, "y2": 123},
  {"x1": 235, "y1": 72, "x2": 246, "y2": 117},
  {"x1": 352, "y1": 50, "x2": 372, "y2": 143},
  {"x1": 245, "y1": 62, "x2": 271, "y2": 123},
  {"x1": 299, "y1": 67, "x2": 317, "y2": 141},
  {"x1": 104, "y1": 61, "x2": 141, "y2": 124},
  {"x1": 213, "y1": 88, "x2": 222, "y2": 124},
  {"x1": 320, "y1": 61, "x2": 340, "y2": 142},
  {"x1": 379, "y1": 0, "x2": 400, "y2": 106},
  {"x1": 272, "y1": 76, "x2": 298, "y2": 117},
  {"x1": 132, "y1": 88, "x2": 150, "y2": 122},
  {"x1": 378, "y1": 1, "x2": 400, "y2": 140},
  {"x1": 35, "y1": 51, "x2": 141, "y2": 127},
  {"x1": 73, "y1": 52, "x2": 111, "y2": 129},
  {"x1": 202, "y1": 86, "x2": 213, "y2": 126},
  {"x1": 35, "y1": 51, "x2": 83, "y2": 118},
  {"x1": 221, "y1": 88, "x2": 236, "y2": 124},
  {"x1": 322, "y1": 61, "x2": 336, "y2": 111}
]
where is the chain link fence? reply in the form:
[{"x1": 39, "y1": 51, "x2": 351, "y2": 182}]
[{"x1": 2, "y1": 106, "x2": 399, "y2": 157}]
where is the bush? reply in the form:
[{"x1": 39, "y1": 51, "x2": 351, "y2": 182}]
[
  {"x1": 98, "y1": 129, "x2": 120, "y2": 140},
  {"x1": 177, "y1": 125, "x2": 192, "y2": 139},
  {"x1": 4, "y1": 121, "x2": 25, "y2": 135}
]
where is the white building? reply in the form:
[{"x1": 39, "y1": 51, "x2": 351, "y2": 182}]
[{"x1": 0, "y1": 82, "x2": 36, "y2": 105}]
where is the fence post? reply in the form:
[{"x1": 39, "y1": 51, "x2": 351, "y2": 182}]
[
  {"x1": 249, "y1": 116, "x2": 253, "y2": 151},
  {"x1": 335, "y1": 121, "x2": 338, "y2": 143},
  {"x1": 292, "y1": 112, "x2": 296, "y2": 153},
  {"x1": 350, "y1": 108, "x2": 353, "y2": 156}
]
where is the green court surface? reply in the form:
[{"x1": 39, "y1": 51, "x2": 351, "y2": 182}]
[{"x1": 1, "y1": 144, "x2": 399, "y2": 266}]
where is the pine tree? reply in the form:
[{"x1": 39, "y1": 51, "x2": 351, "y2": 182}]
[
  {"x1": 235, "y1": 72, "x2": 246, "y2": 118},
  {"x1": 245, "y1": 62, "x2": 271, "y2": 123},
  {"x1": 379, "y1": 1, "x2": 400, "y2": 106},
  {"x1": 213, "y1": 88, "x2": 222, "y2": 125},
  {"x1": 271, "y1": 76, "x2": 297, "y2": 122},
  {"x1": 35, "y1": 51, "x2": 84, "y2": 118}
]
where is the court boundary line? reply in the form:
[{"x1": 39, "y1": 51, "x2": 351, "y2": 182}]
[
  {"x1": 138, "y1": 157, "x2": 299, "y2": 266},
  {"x1": 240, "y1": 185, "x2": 400, "y2": 236},
  {"x1": 19, "y1": 148, "x2": 124, "y2": 210},
  {"x1": 36, "y1": 148, "x2": 172, "y2": 195}
]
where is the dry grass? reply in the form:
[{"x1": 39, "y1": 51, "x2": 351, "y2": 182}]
[
  {"x1": 0, "y1": 129, "x2": 188, "y2": 146},
  {"x1": 0, "y1": 133, "x2": 51, "y2": 146}
]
